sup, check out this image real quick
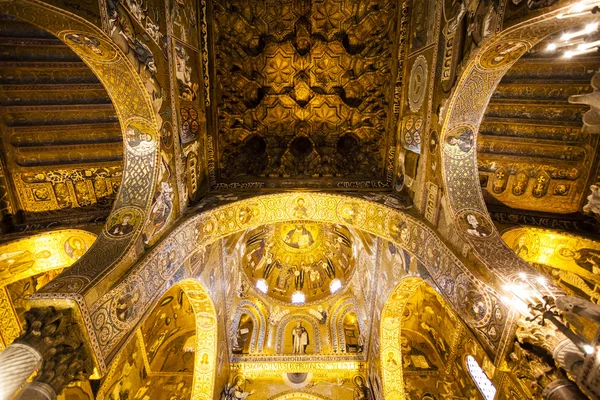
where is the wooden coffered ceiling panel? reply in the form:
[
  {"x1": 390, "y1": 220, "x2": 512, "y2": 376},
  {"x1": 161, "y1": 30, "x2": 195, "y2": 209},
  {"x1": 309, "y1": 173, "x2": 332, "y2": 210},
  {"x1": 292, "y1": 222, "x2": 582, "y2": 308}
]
[
  {"x1": 0, "y1": 14, "x2": 122, "y2": 231},
  {"x1": 210, "y1": 0, "x2": 399, "y2": 189},
  {"x1": 479, "y1": 46, "x2": 600, "y2": 215}
]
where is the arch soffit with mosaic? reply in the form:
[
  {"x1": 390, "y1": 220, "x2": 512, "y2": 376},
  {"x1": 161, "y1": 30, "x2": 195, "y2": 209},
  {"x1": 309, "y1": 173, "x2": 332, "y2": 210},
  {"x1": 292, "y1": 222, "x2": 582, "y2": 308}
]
[
  {"x1": 0, "y1": 229, "x2": 97, "y2": 288},
  {"x1": 1, "y1": 0, "x2": 162, "y2": 313},
  {"x1": 88, "y1": 192, "x2": 510, "y2": 372},
  {"x1": 177, "y1": 279, "x2": 218, "y2": 400},
  {"x1": 439, "y1": 1, "x2": 598, "y2": 285},
  {"x1": 231, "y1": 299, "x2": 267, "y2": 353},
  {"x1": 380, "y1": 277, "x2": 426, "y2": 399}
]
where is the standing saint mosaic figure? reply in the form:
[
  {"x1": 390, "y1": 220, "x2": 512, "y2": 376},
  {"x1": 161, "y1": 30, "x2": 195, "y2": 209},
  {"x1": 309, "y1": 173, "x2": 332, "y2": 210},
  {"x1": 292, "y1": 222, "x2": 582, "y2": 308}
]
[{"x1": 292, "y1": 321, "x2": 309, "y2": 354}]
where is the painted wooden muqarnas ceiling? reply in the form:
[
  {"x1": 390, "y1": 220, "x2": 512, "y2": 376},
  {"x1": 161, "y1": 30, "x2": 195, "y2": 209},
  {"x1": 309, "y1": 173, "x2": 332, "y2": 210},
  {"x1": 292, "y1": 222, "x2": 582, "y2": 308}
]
[{"x1": 210, "y1": 0, "x2": 400, "y2": 189}]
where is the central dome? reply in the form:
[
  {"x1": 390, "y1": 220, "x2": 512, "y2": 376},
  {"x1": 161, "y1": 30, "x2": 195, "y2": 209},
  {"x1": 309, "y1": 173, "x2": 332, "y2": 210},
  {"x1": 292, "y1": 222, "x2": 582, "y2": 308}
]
[{"x1": 241, "y1": 222, "x2": 355, "y2": 304}]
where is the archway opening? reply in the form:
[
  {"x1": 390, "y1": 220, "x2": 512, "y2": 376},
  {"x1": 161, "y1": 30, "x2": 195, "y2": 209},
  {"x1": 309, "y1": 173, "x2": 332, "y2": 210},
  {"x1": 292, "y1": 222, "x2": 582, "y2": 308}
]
[
  {"x1": 379, "y1": 278, "x2": 492, "y2": 400},
  {"x1": 97, "y1": 279, "x2": 217, "y2": 400}
]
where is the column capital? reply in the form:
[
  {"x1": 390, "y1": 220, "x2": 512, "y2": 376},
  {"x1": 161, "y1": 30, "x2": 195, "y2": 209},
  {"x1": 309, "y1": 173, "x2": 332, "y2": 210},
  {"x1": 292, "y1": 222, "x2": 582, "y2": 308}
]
[{"x1": 14, "y1": 307, "x2": 92, "y2": 396}]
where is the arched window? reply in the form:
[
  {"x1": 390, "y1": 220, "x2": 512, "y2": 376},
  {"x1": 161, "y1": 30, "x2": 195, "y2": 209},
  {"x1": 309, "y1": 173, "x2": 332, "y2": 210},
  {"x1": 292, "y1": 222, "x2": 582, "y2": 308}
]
[{"x1": 466, "y1": 355, "x2": 496, "y2": 400}]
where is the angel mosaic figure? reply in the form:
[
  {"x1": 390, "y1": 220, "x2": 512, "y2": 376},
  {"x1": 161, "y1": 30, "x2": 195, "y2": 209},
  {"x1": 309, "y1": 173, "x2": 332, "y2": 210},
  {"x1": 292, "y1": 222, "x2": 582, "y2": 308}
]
[{"x1": 221, "y1": 376, "x2": 254, "y2": 400}]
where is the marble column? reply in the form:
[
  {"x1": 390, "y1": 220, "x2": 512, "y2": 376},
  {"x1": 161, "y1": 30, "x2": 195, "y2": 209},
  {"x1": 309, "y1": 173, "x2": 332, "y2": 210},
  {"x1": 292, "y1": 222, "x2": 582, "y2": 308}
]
[
  {"x1": 13, "y1": 382, "x2": 56, "y2": 400},
  {"x1": 0, "y1": 343, "x2": 42, "y2": 400},
  {"x1": 0, "y1": 307, "x2": 91, "y2": 400},
  {"x1": 542, "y1": 379, "x2": 588, "y2": 400}
]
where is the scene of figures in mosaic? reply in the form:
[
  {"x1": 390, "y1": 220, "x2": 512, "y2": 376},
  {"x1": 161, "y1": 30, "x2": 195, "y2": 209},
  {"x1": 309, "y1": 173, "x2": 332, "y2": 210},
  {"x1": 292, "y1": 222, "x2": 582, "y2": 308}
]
[{"x1": 0, "y1": 0, "x2": 599, "y2": 399}]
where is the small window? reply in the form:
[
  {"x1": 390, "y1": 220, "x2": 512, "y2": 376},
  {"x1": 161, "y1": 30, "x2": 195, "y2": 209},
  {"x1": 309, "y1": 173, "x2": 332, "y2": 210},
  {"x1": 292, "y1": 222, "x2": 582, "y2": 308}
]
[{"x1": 466, "y1": 355, "x2": 496, "y2": 400}]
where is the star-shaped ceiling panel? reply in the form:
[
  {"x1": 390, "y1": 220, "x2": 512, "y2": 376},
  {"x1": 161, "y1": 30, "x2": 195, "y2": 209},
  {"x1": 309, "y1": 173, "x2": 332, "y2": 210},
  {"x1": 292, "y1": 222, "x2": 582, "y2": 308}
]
[{"x1": 211, "y1": 0, "x2": 399, "y2": 189}]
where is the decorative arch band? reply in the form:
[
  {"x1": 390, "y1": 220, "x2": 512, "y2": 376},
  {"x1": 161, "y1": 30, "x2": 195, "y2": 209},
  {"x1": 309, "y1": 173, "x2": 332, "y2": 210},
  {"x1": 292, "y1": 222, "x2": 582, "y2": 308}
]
[{"x1": 82, "y1": 192, "x2": 512, "y2": 370}]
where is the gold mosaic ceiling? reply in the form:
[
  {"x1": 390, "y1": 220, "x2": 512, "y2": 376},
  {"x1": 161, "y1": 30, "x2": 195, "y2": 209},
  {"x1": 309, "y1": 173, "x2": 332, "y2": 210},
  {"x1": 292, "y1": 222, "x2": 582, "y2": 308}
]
[
  {"x1": 211, "y1": 0, "x2": 399, "y2": 188},
  {"x1": 479, "y1": 36, "x2": 600, "y2": 217},
  {"x1": 0, "y1": 14, "x2": 122, "y2": 231},
  {"x1": 241, "y1": 223, "x2": 355, "y2": 304}
]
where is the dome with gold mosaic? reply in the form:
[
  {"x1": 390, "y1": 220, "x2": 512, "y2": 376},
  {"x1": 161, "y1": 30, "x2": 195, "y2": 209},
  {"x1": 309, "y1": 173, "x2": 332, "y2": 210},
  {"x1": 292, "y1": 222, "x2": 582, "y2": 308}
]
[{"x1": 241, "y1": 223, "x2": 355, "y2": 304}]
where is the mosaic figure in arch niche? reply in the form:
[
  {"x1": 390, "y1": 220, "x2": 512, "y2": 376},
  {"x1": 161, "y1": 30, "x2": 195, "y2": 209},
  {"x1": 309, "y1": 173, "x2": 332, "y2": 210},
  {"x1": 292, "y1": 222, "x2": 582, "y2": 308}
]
[
  {"x1": 142, "y1": 149, "x2": 175, "y2": 245},
  {"x1": 292, "y1": 321, "x2": 309, "y2": 354},
  {"x1": 400, "y1": 334, "x2": 439, "y2": 372},
  {"x1": 557, "y1": 246, "x2": 600, "y2": 275},
  {"x1": 512, "y1": 232, "x2": 540, "y2": 259},
  {"x1": 143, "y1": 181, "x2": 174, "y2": 245},
  {"x1": 0, "y1": 250, "x2": 51, "y2": 281}
]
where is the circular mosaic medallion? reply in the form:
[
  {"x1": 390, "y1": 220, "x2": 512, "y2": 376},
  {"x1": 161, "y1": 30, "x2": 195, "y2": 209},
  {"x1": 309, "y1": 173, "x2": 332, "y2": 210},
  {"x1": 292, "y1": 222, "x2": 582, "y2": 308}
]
[{"x1": 408, "y1": 55, "x2": 428, "y2": 112}]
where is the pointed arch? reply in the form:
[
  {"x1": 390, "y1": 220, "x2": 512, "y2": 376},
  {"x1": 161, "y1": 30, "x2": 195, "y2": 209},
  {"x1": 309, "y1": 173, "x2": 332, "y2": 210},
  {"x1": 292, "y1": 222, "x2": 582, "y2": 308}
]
[
  {"x1": 230, "y1": 299, "x2": 268, "y2": 353},
  {"x1": 177, "y1": 279, "x2": 218, "y2": 400},
  {"x1": 380, "y1": 277, "x2": 425, "y2": 399},
  {"x1": 438, "y1": 2, "x2": 599, "y2": 286},
  {"x1": 329, "y1": 295, "x2": 367, "y2": 353},
  {"x1": 96, "y1": 279, "x2": 218, "y2": 400},
  {"x1": 91, "y1": 192, "x2": 513, "y2": 367}
]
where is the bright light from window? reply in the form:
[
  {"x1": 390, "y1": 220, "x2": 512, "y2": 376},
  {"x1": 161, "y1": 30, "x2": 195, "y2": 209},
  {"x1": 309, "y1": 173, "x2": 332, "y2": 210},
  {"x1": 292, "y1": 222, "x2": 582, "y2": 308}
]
[
  {"x1": 585, "y1": 22, "x2": 599, "y2": 34},
  {"x1": 573, "y1": 2, "x2": 586, "y2": 13},
  {"x1": 584, "y1": 344, "x2": 595, "y2": 355},
  {"x1": 466, "y1": 355, "x2": 496, "y2": 400},
  {"x1": 291, "y1": 291, "x2": 306, "y2": 304},
  {"x1": 256, "y1": 279, "x2": 268, "y2": 294},
  {"x1": 330, "y1": 279, "x2": 342, "y2": 293}
]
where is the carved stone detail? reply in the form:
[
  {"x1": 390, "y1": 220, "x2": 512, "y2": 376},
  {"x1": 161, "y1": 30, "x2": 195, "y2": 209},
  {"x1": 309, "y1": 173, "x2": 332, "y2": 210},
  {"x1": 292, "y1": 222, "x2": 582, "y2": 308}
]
[
  {"x1": 508, "y1": 341, "x2": 560, "y2": 397},
  {"x1": 515, "y1": 317, "x2": 566, "y2": 354},
  {"x1": 14, "y1": 307, "x2": 92, "y2": 396}
]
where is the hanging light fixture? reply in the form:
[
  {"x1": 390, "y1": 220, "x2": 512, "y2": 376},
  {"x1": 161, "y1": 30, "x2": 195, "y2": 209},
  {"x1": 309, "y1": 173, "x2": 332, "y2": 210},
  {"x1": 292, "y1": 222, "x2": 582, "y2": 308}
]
[
  {"x1": 546, "y1": 3, "x2": 600, "y2": 58},
  {"x1": 501, "y1": 272, "x2": 596, "y2": 355}
]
